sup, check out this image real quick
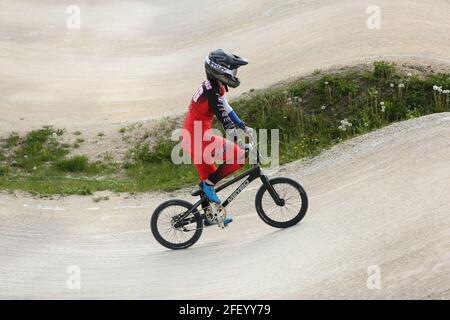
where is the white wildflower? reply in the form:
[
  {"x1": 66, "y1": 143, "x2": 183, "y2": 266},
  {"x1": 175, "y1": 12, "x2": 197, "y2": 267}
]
[
  {"x1": 433, "y1": 85, "x2": 443, "y2": 92},
  {"x1": 293, "y1": 96, "x2": 302, "y2": 103},
  {"x1": 380, "y1": 101, "x2": 385, "y2": 106},
  {"x1": 339, "y1": 119, "x2": 352, "y2": 131},
  {"x1": 398, "y1": 83, "x2": 405, "y2": 89},
  {"x1": 390, "y1": 83, "x2": 394, "y2": 88},
  {"x1": 321, "y1": 105, "x2": 327, "y2": 110}
]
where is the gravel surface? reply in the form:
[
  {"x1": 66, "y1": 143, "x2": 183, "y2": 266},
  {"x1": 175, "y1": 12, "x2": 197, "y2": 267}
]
[
  {"x1": 1, "y1": 113, "x2": 449, "y2": 299},
  {"x1": 0, "y1": 0, "x2": 449, "y2": 300}
]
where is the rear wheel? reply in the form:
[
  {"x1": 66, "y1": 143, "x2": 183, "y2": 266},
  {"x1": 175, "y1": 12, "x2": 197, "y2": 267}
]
[
  {"x1": 151, "y1": 200, "x2": 203, "y2": 250},
  {"x1": 255, "y1": 177, "x2": 308, "y2": 228}
]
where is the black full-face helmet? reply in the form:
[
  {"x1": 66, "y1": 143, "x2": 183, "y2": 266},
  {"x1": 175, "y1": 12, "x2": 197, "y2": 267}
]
[{"x1": 205, "y1": 49, "x2": 249, "y2": 88}]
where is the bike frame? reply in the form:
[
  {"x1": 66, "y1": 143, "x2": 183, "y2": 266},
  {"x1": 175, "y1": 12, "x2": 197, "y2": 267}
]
[
  {"x1": 176, "y1": 165, "x2": 283, "y2": 223},
  {"x1": 175, "y1": 131, "x2": 283, "y2": 224}
]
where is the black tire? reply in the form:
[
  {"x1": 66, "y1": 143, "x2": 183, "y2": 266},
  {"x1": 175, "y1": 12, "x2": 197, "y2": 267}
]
[
  {"x1": 255, "y1": 177, "x2": 308, "y2": 228},
  {"x1": 151, "y1": 200, "x2": 203, "y2": 250}
]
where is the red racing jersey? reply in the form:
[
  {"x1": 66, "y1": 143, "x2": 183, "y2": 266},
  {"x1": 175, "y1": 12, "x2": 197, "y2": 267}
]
[{"x1": 183, "y1": 79, "x2": 244, "y2": 132}]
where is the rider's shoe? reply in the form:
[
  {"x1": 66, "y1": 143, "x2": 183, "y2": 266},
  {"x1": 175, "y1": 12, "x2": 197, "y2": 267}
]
[
  {"x1": 199, "y1": 181, "x2": 221, "y2": 204},
  {"x1": 204, "y1": 215, "x2": 234, "y2": 227}
]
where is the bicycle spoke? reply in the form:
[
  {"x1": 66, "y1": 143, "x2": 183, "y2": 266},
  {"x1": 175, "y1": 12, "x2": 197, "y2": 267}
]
[
  {"x1": 156, "y1": 205, "x2": 198, "y2": 245},
  {"x1": 261, "y1": 182, "x2": 302, "y2": 223}
]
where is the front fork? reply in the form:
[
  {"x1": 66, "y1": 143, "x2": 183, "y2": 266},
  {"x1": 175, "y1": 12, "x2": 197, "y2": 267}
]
[{"x1": 260, "y1": 174, "x2": 285, "y2": 206}]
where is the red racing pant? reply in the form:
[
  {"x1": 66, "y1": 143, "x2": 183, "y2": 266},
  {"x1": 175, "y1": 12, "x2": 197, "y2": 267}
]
[{"x1": 181, "y1": 123, "x2": 246, "y2": 183}]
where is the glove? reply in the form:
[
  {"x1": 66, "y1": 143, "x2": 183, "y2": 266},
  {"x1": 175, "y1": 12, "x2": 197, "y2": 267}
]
[{"x1": 244, "y1": 127, "x2": 255, "y2": 140}]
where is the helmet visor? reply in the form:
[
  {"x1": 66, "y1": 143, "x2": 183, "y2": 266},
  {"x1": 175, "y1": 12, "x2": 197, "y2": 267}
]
[{"x1": 206, "y1": 56, "x2": 238, "y2": 78}]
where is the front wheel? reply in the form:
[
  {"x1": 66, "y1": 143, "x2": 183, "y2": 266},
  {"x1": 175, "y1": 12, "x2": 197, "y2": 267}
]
[
  {"x1": 255, "y1": 177, "x2": 308, "y2": 228},
  {"x1": 151, "y1": 200, "x2": 203, "y2": 250}
]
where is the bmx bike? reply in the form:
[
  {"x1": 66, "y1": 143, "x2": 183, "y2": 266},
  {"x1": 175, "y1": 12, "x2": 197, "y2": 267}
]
[{"x1": 150, "y1": 131, "x2": 308, "y2": 250}]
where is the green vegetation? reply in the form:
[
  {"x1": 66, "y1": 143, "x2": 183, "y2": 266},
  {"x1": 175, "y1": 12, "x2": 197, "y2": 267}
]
[
  {"x1": 231, "y1": 64, "x2": 449, "y2": 163},
  {"x1": 56, "y1": 156, "x2": 90, "y2": 173},
  {"x1": 373, "y1": 61, "x2": 395, "y2": 81},
  {"x1": 3, "y1": 133, "x2": 20, "y2": 149},
  {"x1": 11, "y1": 127, "x2": 69, "y2": 172},
  {"x1": 0, "y1": 127, "x2": 118, "y2": 195},
  {"x1": 0, "y1": 62, "x2": 448, "y2": 195}
]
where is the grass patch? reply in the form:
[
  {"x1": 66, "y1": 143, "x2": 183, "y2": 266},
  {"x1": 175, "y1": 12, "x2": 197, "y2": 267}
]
[
  {"x1": 12, "y1": 127, "x2": 69, "y2": 172},
  {"x1": 231, "y1": 65, "x2": 449, "y2": 164},
  {"x1": 55, "y1": 156, "x2": 90, "y2": 173},
  {"x1": 373, "y1": 61, "x2": 396, "y2": 81},
  {"x1": 0, "y1": 62, "x2": 448, "y2": 195},
  {"x1": 2, "y1": 133, "x2": 20, "y2": 149}
]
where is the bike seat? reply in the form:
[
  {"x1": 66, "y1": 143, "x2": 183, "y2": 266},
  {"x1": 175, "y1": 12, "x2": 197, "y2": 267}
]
[{"x1": 191, "y1": 188, "x2": 202, "y2": 197}]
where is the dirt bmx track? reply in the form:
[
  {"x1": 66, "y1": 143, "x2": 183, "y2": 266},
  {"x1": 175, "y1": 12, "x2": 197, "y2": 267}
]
[
  {"x1": 0, "y1": 0, "x2": 449, "y2": 299},
  {"x1": 1, "y1": 114, "x2": 449, "y2": 299}
]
